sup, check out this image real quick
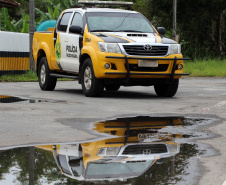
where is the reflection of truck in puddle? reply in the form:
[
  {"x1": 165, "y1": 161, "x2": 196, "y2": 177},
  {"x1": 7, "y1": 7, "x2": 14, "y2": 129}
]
[{"x1": 37, "y1": 117, "x2": 183, "y2": 181}]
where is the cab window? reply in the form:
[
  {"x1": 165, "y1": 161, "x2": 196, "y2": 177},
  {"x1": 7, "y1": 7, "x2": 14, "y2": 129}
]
[
  {"x1": 71, "y1": 13, "x2": 83, "y2": 28},
  {"x1": 58, "y1": 12, "x2": 72, "y2": 32}
]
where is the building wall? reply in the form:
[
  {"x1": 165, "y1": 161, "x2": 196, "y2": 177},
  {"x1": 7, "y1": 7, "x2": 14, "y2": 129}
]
[{"x1": 0, "y1": 31, "x2": 29, "y2": 75}]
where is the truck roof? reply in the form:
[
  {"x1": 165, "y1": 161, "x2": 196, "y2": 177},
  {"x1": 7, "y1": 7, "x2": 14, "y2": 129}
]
[{"x1": 64, "y1": 7, "x2": 138, "y2": 14}]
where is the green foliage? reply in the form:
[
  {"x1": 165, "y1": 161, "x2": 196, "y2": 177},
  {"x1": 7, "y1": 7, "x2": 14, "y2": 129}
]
[
  {"x1": 45, "y1": 0, "x2": 56, "y2": 7},
  {"x1": 0, "y1": 8, "x2": 17, "y2": 32},
  {"x1": 47, "y1": 6, "x2": 54, "y2": 18},
  {"x1": 0, "y1": 7, "x2": 30, "y2": 33},
  {"x1": 59, "y1": 0, "x2": 69, "y2": 10},
  {"x1": 0, "y1": 0, "x2": 77, "y2": 33},
  {"x1": 0, "y1": 7, "x2": 8, "y2": 27},
  {"x1": 35, "y1": 6, "x2": 60, "y2": 23},
  {"x1": 57, "y1": 0, "x2": 78, "y2": 11},
  {"x1": 35, "y1": 7, "x2": 50, "y2": 21},
  {"x1": 6, "y1": 19, "x2": 17, "y2": 32},
  {"x1": 21, "y1": 14, "x2": 30, "y2": 33},
  {"x1": 52, "y1": 7, "x2": 60, "y2": 20}
]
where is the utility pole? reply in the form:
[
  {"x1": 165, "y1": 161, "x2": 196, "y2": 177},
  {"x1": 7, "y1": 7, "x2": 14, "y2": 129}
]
[
  {"x1": 173, "y1": 0, "x2": 177, "y2": 42},
  {"x1": 170, "y1": 156, "x2": 175, "y2": 177},
  {"x1": 29, "y1": 147, "x2": 35, "y2": 185},
  {"x1": 29, "y1": 0, "x2": 35, "y2": 72}
]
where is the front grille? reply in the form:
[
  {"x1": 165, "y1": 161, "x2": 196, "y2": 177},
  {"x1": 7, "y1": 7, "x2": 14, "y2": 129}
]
[
  {"x1": 128, "y1": 64, "x2": 168, "y2": 72},
  {"x1": 122, "y1": 144, "x2": 167, "y2": 155},
  {"x1": 123, "y1": 45, "x2": 168, "y2": 56}
]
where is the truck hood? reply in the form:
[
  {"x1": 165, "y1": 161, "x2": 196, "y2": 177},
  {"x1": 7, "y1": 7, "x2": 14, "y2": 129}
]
[
  {"x1": 112, "y1": 32, "x2": 157, "y2": 43},
  {"x1": 92, "y1": 32, "x2": 157, "y2": 43}
]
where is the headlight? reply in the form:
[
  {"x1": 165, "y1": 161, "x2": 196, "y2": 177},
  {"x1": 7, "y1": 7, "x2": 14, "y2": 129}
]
[
  {"x1": 97, "y1": 147, "x2": 121, "y2": 156},
  {"x1": 168, "y1": 144, "x2": 180, "y2": 154},
  {"x1": 98, "y1": 42, "x2": 121, "y2": 54},
  {"x1": 169, "y1": 44, "x2": 181, "y2": 54}
]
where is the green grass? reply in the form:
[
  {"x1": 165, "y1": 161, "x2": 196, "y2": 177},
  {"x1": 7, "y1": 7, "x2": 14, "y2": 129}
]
[
  {"x1": 0, "y1": 71, "x2": 38, "y2": 82},
  {"x1": 184, "y1": 58, "x2": 226, "y2": 77}
]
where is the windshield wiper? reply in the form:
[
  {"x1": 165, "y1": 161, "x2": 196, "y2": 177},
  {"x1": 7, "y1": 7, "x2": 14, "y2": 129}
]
[{"x1": 116, "y1": 30, "x2": 144, "y2": 33}]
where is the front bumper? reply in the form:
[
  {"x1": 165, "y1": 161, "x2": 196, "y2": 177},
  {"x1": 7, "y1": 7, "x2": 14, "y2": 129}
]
[{"x1": 105, "y1": 56, "x2": 190, "y2": 82}]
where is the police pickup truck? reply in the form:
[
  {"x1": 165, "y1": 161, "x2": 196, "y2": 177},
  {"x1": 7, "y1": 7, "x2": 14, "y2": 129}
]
[
  {"x1": 36, "y1": 116, "x2": 181, "y2": 181},
  {"x1": 33, "y1": 4, "x2": 189, "y2": 97}
]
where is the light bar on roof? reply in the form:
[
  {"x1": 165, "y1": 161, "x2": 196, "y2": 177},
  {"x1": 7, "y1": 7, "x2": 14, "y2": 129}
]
[{"x1": 78, "y1": 0, "x2": 133, "y2": 6}]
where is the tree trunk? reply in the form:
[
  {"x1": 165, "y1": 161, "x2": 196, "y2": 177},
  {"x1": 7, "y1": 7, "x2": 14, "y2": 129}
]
[{"x1": 219, "y1": 9, "x2": 226, "y2": 55}]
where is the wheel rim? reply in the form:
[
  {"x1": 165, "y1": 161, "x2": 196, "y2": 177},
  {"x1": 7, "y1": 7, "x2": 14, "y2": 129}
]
[
  {"x1": 84, "y1": 66, "x2": 92, "y2": 90},
  {"x1": 40, "y1": 64, "x2": 46, "y2": 85}
]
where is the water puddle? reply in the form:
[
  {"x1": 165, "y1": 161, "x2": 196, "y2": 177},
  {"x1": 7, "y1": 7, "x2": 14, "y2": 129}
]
[
  {"x1": 0, "y1": 116, "x2": 218, "y2": 185},
  {"x1": 0, "y1": 95, "x2": 62, "y2": 104}
]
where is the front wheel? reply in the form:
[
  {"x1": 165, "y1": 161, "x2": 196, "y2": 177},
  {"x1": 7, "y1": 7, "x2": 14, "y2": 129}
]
[
  {"x1": 154, "y1": 79, "x2": 179, "y2": 97},
  {"x1": 38, "y1": 57, "x2": 57, "y2": 91},
  {"x1": 81, "y1": 58, "x2": 104, "y2": 97}
]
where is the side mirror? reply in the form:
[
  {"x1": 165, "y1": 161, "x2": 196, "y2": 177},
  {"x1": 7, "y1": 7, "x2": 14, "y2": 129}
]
[
  {"x1": 157, "y1": 27, "x2": 166, "y2": 36},
  {"x1": 69, "y1": 25, "x2": 82, "y2": 34},
  {"x1": 156, "y1": 158, "x2": 165, "y2": 165}
]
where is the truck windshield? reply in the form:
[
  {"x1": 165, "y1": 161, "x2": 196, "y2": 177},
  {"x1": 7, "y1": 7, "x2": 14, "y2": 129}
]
[
  {"x1": 86, "y1": 12, "x2": 155, "y2": 33},
  {"x1": 85, "y1": 160, "x2": 154, "y2": 179}
]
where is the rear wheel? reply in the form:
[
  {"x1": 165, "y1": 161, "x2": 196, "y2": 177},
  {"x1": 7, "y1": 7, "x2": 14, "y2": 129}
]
[
  {"x1": 105, "y1": 84, "x2": 120, "y2": 91},
  {"x1": 81, "y1": 58, "x2": 104, "y2": 97},
  {"x1": 38, "y1": 57, "x2": 57, "y2": 91},
  {"x1": 154, "y1": 79, "x2": 179, "y2": 97}
]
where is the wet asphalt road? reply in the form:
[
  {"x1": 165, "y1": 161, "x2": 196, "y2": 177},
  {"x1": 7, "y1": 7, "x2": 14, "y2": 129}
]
[{"x1": 0, "y1": 77, "x2": 226, "y2": 185}]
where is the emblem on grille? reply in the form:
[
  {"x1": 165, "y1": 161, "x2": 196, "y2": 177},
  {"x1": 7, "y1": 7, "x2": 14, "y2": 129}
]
[
  {"x1": 144, "y1": 44, "x2": 152, "y2": 51},
  {"x1": 143, "y1": 149, "x2": 151, "y2": 155}
]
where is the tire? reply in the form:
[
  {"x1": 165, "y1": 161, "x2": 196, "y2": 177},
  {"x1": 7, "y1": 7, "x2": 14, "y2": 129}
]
[
  {"x1": 154, "y1": 79, "x2": 179, "y2": 97},
  {"x1": 105, "y1": 84, "x2": 120, "y2": 91},
  {"x1": 81, "y1": 58, "x2": 104, "y2": 97},
  {"x1": 38, "y1": 57, "x2": 57, "y2": 91}
]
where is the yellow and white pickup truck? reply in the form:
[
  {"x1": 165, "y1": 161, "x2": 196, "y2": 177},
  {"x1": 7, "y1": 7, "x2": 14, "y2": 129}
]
[
  {"x1": 36, "y1": 116, "x2": 182, "y2": 181},
  {"x1": 33, "y1": 6, "x2": 189, "y2": 97}
]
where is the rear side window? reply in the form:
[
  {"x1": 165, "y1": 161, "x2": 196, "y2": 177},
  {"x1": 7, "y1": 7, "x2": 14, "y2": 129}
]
[{"x1": 58, "y1": 12, "x2": 72, "y2": 32}]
